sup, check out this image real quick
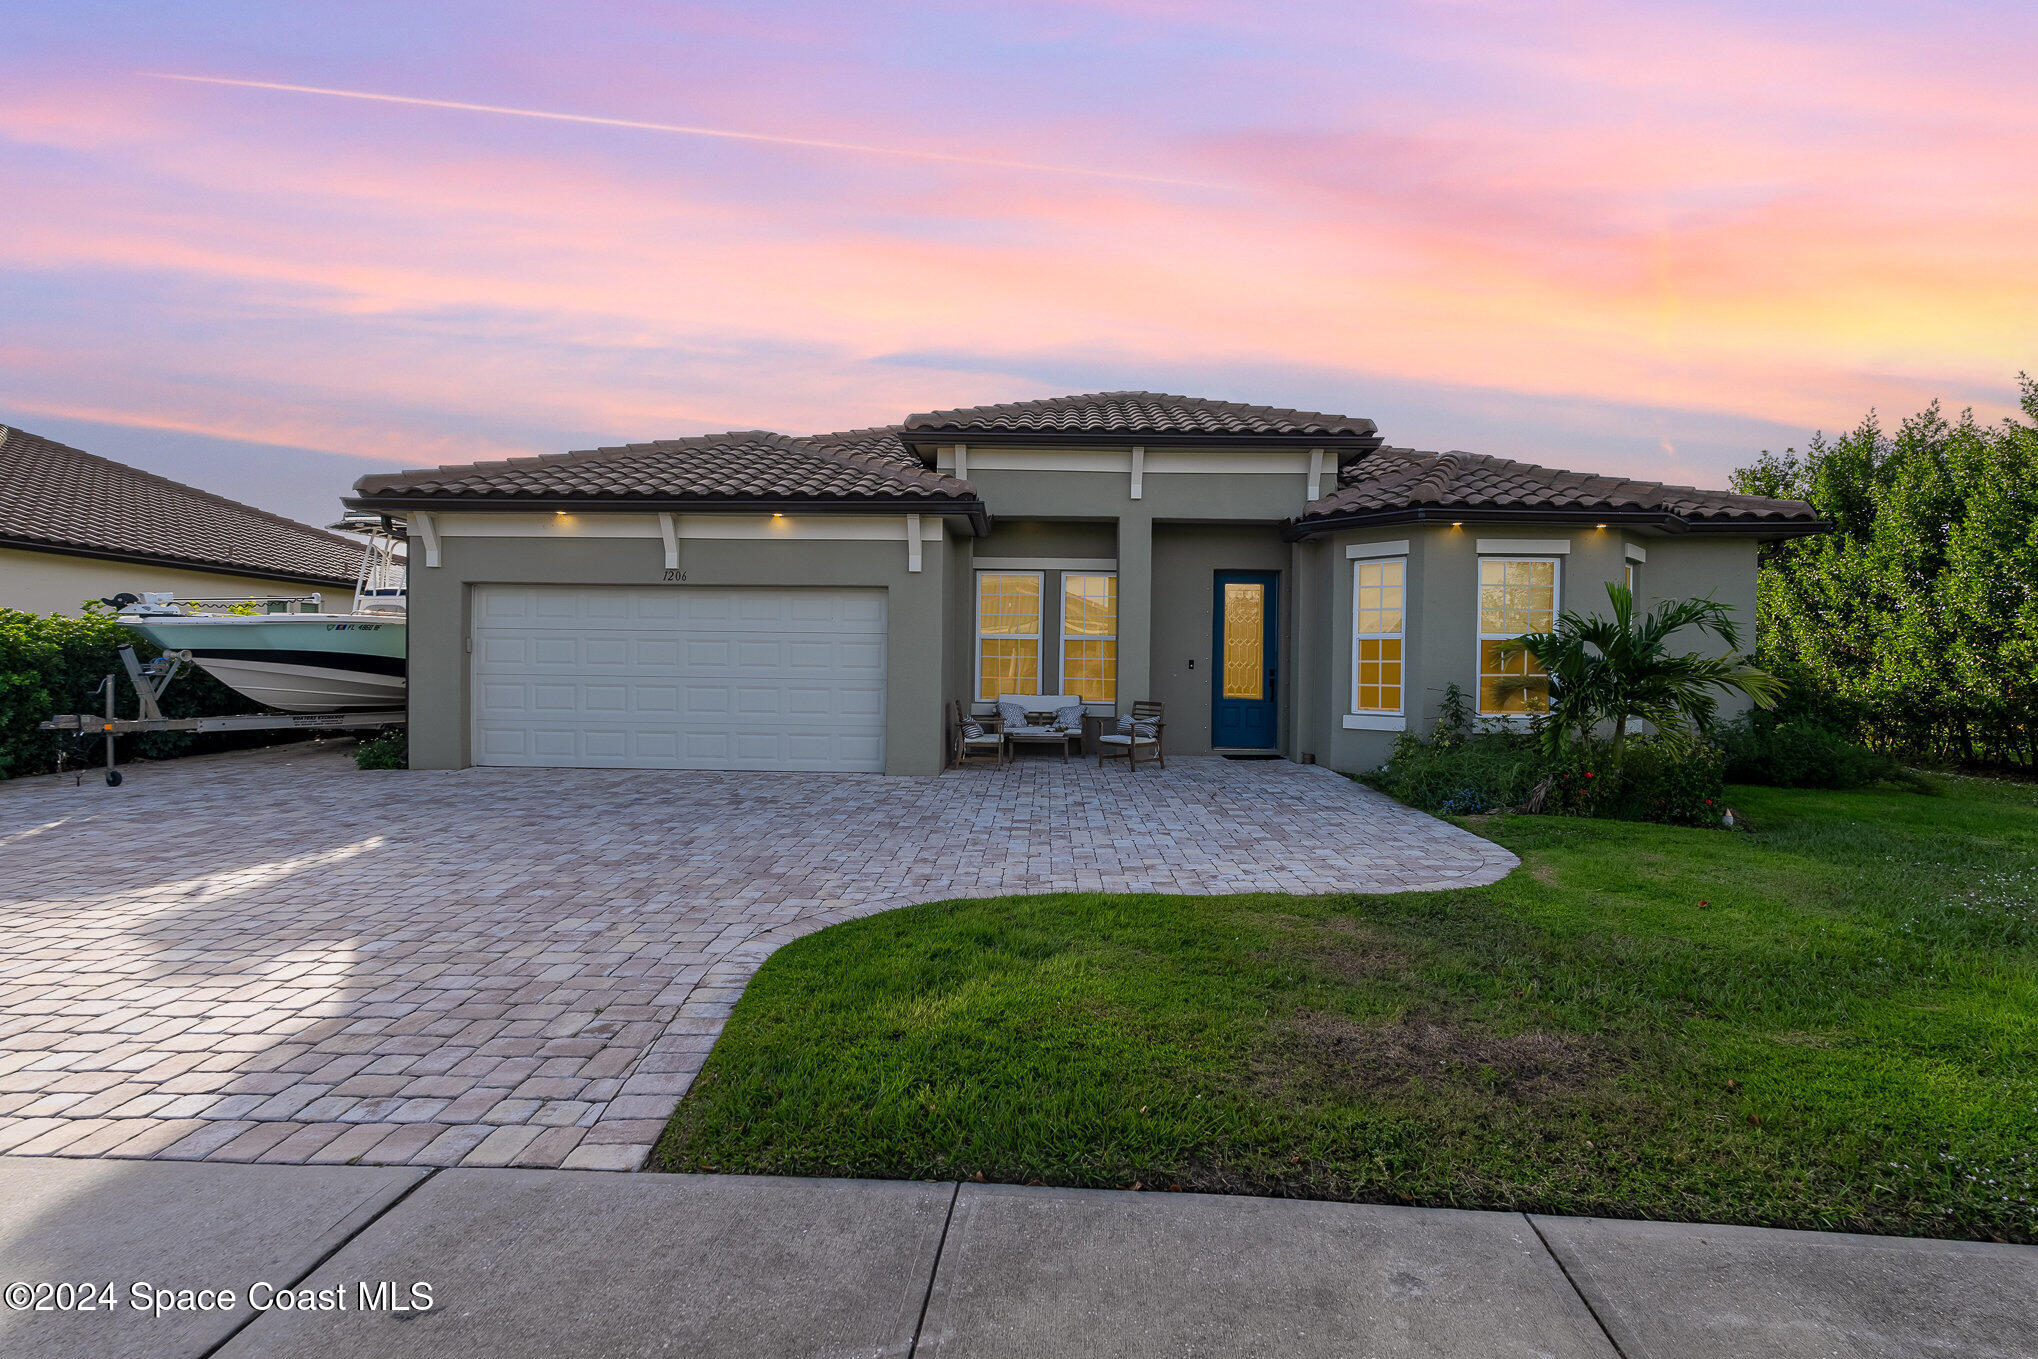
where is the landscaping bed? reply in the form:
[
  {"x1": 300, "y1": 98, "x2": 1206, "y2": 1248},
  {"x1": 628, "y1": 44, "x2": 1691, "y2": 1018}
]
[{"x1": 656, "y1": 776, "x2": 2038, "y2": 1243}]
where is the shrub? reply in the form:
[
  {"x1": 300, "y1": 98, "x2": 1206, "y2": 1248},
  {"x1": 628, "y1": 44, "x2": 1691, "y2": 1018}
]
[
  {"x1": 1363, "y1": 687, "x2": 1555, "y2": 815},
  {"x1": 1597, "y1": 741, "x2": 1728, "y2": 825},
  {"x1": 0, "y1": 607, "x2": 271, "y2": 779},
  {"x1": 354, "y1": 729, "x2": 408, "y2": 770},
  {"x1": 1718, "y1": 714, "x2": 1927, "y2": 791},
  {"x1": 1366, "y1": 686, "x2": 1731, "y2": 827}
]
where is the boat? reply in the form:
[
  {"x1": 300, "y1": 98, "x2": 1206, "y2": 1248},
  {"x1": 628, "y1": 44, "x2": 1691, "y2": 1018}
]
[{"x1": 117, "y1": 521, "x2": 408, "y2": 713}]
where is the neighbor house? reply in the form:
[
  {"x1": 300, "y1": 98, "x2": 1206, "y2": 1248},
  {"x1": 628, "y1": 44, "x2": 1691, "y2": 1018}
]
[
  {"x1": 345, "y1": 393, "x2": 1822, "y2": 776},
  {"x1": 1, "y1": 424, "x2": 367, "y2": 616}
]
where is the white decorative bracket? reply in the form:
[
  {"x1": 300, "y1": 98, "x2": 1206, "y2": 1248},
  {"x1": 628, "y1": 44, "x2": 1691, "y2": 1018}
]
[
  {"x1": 1129, "y1": 444, "x2": 1145, "y2": 500},
  {"x1": 658, "y1": 512, "x2": 680, "y2": 569},
  {"x1": 906, "y1": 514, "x2": 923, "y2": 573},
  {"x1": 412, "y1": 511, "x2": 441, "y2": 568},
  {"x1": 1307, "y1": 447, "x2": 1325, "y2": 502},
  {"x1": 953, "y1": 444, "x2": 967, "y2": 481}
]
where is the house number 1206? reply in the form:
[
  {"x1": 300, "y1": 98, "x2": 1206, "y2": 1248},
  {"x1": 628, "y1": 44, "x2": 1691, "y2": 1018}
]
[{"x1": 662, "y1": 569, "x2": 688, "y2": 582}]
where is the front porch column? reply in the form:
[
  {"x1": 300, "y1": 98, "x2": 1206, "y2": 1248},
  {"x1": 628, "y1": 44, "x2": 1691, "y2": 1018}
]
[{"x1": 1117, "y1": 514, "x2": 1153, "y2": 708}]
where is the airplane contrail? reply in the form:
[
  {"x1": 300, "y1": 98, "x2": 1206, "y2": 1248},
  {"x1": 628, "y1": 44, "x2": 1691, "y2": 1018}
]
[{"x1": 143, "y1": 72, "x2": 1233, "y2": 190}]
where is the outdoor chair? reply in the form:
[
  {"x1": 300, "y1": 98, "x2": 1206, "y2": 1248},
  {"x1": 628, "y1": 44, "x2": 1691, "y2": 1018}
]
[
  {"x1": 953, "y1": 699, "x2": 1008, "y2": 767},
  {"x1": 1098, "y1": 700, "x2": 1165, "y2": 770}
]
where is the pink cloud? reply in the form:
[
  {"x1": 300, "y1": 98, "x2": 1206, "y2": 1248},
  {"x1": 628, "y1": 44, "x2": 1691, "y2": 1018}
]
[{"x1": 2, "y1": 1, "x2": 2030, "y2": 478}]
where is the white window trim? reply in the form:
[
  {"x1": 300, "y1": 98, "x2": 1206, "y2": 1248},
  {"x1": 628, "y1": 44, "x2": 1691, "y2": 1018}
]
[
  {"x1": 1349, "y1": 556, "x2": 1407, "y2": 719},
  {"x1": 973, "y1": 557, "x2": 1117, "y2": 571},
  {"x1": 1476, "y1": 556, "x2": 1562, "y2": 717},
  {"x1": 1059, "y1": 571, "x2": 1118, "y2": 708},
  {"x1": 974, "y1": 569, "x2": 1043, "y2": 706},
  {"x1": 1344, "y1": 539, "x2": 1410, "y2": 560},
  {"x1": 1476, "y1": 538, "x2": 1570, "y2": 556},
  {"x1": 1343, "y1": 713, "x2": 1406, "y2": 732}
]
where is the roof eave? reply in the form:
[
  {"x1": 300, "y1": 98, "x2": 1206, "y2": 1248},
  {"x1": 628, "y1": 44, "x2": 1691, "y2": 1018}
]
[
  {"x1": 342, "y1": 492, "x2": 992, "y2": 536},
  {"x1": 1281, "y1": 505, "x2": 1832, "y2": 542},
  {"x1": 0, "y1": 534, "x2": 359, "y2": 589}
]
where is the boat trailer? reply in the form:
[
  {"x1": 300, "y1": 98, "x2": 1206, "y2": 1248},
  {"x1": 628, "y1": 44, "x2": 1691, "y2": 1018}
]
[{"x1": 40, "y1": 645, "x2": 404, "y2": 786}]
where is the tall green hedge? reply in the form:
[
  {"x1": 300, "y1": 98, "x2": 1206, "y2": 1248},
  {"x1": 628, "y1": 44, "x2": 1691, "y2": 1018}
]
[
  {"x1": 1732, "y1": 375, "x2": 2038, "y2": 771},
  {"x1": 0, "y1": 608, "x2": 272, "y2": 779}
]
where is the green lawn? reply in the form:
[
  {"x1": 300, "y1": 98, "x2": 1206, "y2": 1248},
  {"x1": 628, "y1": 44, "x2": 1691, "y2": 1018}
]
[{"x1": 655, "y1": 776, "x2": 2038, "y2": 1243}]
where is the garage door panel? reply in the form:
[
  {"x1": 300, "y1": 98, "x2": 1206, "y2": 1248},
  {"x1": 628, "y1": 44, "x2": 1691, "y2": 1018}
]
[
  {"x1": 533, "y1": 638, "x2": 577, "y2": 665},
  {"x1": 472, "y1": 585, "x2": 887, "y2": 771}
]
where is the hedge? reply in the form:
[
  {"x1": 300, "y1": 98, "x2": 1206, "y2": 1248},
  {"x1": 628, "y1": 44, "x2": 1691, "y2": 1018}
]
[{"x1": 0, "y1": 607, "x2": 277, "y2": 779}]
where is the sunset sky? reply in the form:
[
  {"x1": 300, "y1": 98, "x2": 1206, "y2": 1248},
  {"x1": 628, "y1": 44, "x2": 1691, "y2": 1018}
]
[{"x1": 4, "y1": 1, "x2": 2033, "y2": 525}]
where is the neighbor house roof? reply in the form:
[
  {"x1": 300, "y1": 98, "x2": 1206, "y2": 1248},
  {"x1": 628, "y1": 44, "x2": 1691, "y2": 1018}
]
[
  {"x1": 899, "y1": 391, "x2": 1381, "y2": 453},
  {"x1": 350, "y1": 429, "x2": 975, "y2": 513},
  {"x1": 1294, "y1": 446, "x2": 1821, "y2": 535},
  {"x1": 0, "y1": 424, "x2": 366, "y2": 587}
]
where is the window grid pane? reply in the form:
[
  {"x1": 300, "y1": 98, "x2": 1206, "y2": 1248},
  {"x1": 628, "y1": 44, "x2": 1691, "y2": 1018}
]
[
  {"x1": 978, "y1": 573, "x2": 1040, "y2": 636},
  {"x1": 1351, "y1": 558, "x2": 1407, "y2": 714},
  {"x1": 1067, "y1": 574, "x2": 1116, "y2": 700},
  {"x1": 979, "y1": 639, "x2": 1040, "y2": 700},
  {"x1": 1477, "y1": 557, "x2": 1556, "y2": 714},
  {"x1": 1061, "y1": 574, "x2": 1118, "y2": 702},
  {"x1": 978, "y1": 572, "x2": 1042, "y2": 700}
]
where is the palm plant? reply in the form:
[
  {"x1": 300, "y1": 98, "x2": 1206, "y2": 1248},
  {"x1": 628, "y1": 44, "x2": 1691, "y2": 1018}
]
[{"x1": 1499, "y1": 583, "x2": 1784, "y2": 767}]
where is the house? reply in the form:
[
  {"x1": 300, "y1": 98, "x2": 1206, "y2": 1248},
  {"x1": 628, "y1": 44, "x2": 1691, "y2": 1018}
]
[
  {"x1": 1, "y1": 424, "x2": 367, "y2": 616},
  {"x1": 345, "y1": 393, "x2": 1822, "y2": 776}
]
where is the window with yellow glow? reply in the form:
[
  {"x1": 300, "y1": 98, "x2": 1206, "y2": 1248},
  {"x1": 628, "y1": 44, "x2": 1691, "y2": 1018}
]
[
  {"x1": 1624, "y1": 561, "x2": 1638, "y2": 599},
  {"x1": 1060, "y1": 574, "x2": 1117, "y2": 703},
  {"x1": 976, "y1": 572, "x2": 1041, "y2": 701},
  {"x1": 1477, "y1": 558, "x2": 1557, "y2": 714},
  {"x1": 1351, "y1": 558, "x2": 1405, "y2": 713}
]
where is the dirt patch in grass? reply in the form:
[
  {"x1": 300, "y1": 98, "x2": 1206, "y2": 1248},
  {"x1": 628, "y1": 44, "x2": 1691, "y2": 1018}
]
[
  {"x1": 1277, "y1": 1010, "x2": 1615, "y2": 1101},
  {"x1": 1286, "y1": 914, "x2": 1413, "y2": 982}
]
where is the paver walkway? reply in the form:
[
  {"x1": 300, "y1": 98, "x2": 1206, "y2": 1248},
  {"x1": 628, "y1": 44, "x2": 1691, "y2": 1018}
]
[{"x1": 0, "y1": 744, "x2": 1514, "y2": 1171}]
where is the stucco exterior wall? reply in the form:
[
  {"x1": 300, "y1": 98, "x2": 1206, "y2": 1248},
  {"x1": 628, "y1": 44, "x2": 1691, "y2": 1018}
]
[
  {"x1": 1150, "y1": 524, "x2": 1293, "y2": 755},
  {"x1": 974, "y1": 519, "x2": 1116, "y2": 559},
  {"x1": 1304, "y1": 525, "x2": 1768, "y2": 776},
  {"x1": 0, "y1": 544, "x2": 347, "y2": 617},
  {"x1": 403, "y1": 522, "x2": 952, "y2": 776}
]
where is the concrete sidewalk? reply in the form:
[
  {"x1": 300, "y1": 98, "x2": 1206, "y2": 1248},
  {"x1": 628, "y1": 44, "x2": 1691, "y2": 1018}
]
[{"x1": 1, "y1": 1156, "x2": 2031, "y2": 1359}]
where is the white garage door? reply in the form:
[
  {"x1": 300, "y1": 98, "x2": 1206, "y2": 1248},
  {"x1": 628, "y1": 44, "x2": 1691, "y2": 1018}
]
[{"x1": 470, "y1": 585, "x2": 886, "y2": 771}]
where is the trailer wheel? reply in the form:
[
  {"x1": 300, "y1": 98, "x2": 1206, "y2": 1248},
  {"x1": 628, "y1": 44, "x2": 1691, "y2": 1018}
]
[{"x1": 105, "y1": 769, "x2": 123, "y2": 787}]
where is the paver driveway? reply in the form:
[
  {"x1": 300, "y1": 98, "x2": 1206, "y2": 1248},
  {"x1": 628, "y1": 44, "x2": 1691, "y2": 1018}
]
[{"x1": 0, "y1": 744, "x2": 1516, "y2": 1171}]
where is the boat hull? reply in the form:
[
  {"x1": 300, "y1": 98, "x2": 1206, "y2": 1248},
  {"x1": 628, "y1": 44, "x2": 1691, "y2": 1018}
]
[{"x1": 120, "y1": 615, "x2": 406, "y2": 713}]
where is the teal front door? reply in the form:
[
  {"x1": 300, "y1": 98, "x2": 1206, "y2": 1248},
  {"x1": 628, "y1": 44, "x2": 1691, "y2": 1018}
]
[{"x1": 1212, "y1": 571, "x2": 1278, "y2": 749}]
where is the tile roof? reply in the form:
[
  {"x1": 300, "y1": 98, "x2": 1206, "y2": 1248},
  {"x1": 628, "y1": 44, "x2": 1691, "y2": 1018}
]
[
  {"x1": 902, "y1": 391, "x2": 1379, "y2": 440},
  {"x1": 0, "y1": 425, "x2": 367, "y2": 586},
  {"x1": 351, "y1": 429, "x2": 970, "y2": 504},
  {"x1": 1299, "y1": 446, "x2": 1820, "y2": 528},
  {"x1": 342, "y1": 394, "x2": 1814, "y2": 537}
]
